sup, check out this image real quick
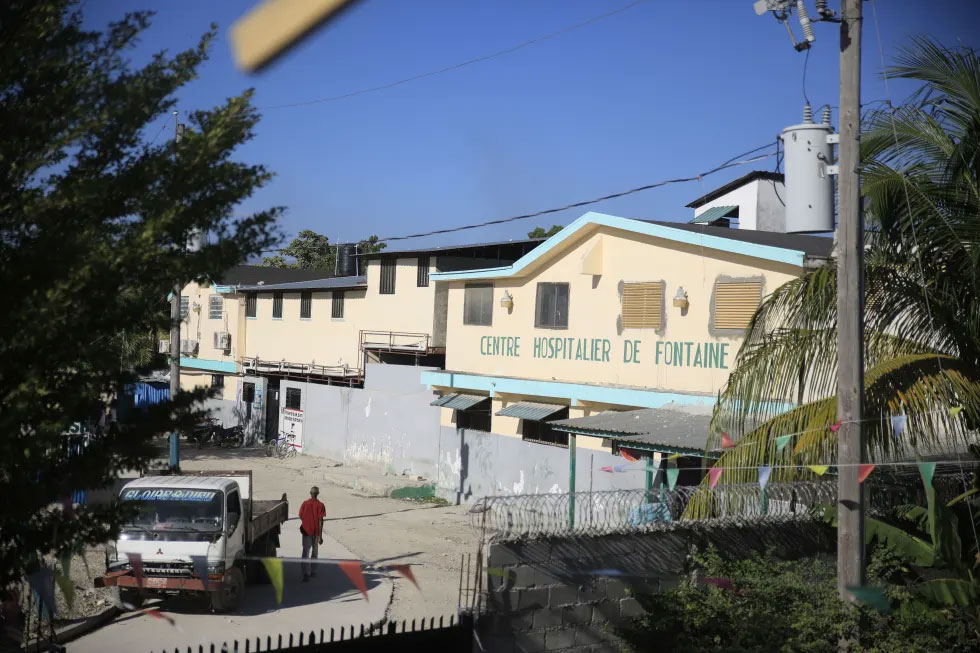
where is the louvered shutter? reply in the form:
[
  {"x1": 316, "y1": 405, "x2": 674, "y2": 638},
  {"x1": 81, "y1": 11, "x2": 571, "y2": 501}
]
[
  {"x1": 621, "y1": 282, "x2": 663, "y2": 329},
  {"x1": 714, "y1": 281, "x2": 762, "y2": 329}
]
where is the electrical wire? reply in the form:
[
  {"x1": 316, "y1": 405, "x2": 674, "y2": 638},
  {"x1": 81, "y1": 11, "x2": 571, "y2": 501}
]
[
  {"x1": 256, "y1": 146, "x2": 776, "y2": 252},
  {"x1": 802, "y1": 46, "x2": 811, "y2": 106},
  {"x1": 258, "y1": 0, "x2": 650, "y2": 111}
]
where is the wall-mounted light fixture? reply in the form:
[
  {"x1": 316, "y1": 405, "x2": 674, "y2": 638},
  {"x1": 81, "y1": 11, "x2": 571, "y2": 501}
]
[
  {"x1": 673, "y1": 287, "x2": 689, "y2": 310},
  {"x1": 500, "y1": 290, "x2": 514, "y2": 310}
]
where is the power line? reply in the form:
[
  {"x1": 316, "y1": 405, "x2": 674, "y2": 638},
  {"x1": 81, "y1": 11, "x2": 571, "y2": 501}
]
[
  {"x1": 258, "y1": 0, "x2": 650, "y2": 111},
  {"x1": 257, "y1": 145, "x2": 776, "y2": 253}
]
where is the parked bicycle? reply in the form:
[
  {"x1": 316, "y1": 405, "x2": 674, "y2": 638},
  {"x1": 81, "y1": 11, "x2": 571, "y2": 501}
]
[{"x1": 264, "y1": 433, "x2": 298, "y2": 459}]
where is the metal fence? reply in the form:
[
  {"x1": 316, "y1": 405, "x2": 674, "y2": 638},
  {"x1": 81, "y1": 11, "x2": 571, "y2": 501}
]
[{"x1": 469, "y1": 479, "x2": 941, "y2": 541}]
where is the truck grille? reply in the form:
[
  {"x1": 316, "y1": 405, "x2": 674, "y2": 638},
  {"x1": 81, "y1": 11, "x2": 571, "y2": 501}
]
[{"x1": 144, "y1": 563, "x2": 193, "y2": 577}]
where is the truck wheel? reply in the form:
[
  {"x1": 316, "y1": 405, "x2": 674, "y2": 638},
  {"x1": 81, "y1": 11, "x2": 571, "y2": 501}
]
[
  {"x1": 111, "y1": 585, "x2": 144, "y2": 609},
  {"x1": 211, "y1": 567, "x2": 244, "y2": 613}
]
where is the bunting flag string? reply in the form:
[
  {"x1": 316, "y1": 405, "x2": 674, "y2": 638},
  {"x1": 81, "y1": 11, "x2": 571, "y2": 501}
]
[
  {"x1": 720, "y1": 432, "x2": 735, "y2": 449},
  {"x1": 666, "y1": 467, "x2": 680, "y2": 490},
  {"x1": 620, "y1": 448, "x2": 641, "y2": 462},
  {"x1": 708, "y1": 467, "x2": 723, "y2": 489},
  {"x1": 261, "y1": 557, "x2": 284, "y2": 605},
  {"x1": 950, "y1": 406, "x2": 962, "y2": 417},
  {"x1": 337, "y1": 560, "x2": 369, "y2": 600},
  {"x1": 919, "y1": 461, "x2": 936, "y2": 488},
  {"x1": 389, "y1": 565, "x2": 419, "y2": 590},
  {"x1": 758, "y1": 466, "x2": 773, "y2": 491},
  {"x1": 890, "y1": 415, "x2": 907, "y2": 439},
  {"x1": 858, "y1": 464, "x2": 876, "y2": 483},
  {"x1": 829, "y1": 421, "x2": 842, "y2": 433},
  {"x1": 775, "y1": 434, "x2": 793, "y2": 452},
  {"x1": 807, "y1": 465, "x2": 829, "y2": 476}
]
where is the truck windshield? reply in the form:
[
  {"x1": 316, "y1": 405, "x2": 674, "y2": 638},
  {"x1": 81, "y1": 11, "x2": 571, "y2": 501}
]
[{"x1": 120, "y1": 487, "x2": 223, "y2": 532}]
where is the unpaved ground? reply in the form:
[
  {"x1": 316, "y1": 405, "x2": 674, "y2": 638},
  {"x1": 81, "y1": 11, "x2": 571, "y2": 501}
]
[{"x1": 178, "y1": 444, "x2": 483, "y2": 624}]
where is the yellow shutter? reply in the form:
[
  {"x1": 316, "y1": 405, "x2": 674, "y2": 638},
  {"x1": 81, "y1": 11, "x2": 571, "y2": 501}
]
[
  {"x1": 621, "y1": 282, "x2": 663, "y2": 329},
  {"x1": 714, "y1": 281, "x2": 762, "y2": 330}
]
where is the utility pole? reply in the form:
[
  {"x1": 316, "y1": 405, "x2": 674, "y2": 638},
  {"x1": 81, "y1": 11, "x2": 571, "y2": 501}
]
[
  {"x1": 836, "y1": 0, "x2": 864, "y2": 597},
  {"x1": 169, "y1": 110, "x2": 183, "y2": 472}
]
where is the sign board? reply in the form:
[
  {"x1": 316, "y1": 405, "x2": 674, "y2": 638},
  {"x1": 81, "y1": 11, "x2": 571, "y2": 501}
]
[{"x1": 280, "y1": 407, "x2": 304, "y2": 448}]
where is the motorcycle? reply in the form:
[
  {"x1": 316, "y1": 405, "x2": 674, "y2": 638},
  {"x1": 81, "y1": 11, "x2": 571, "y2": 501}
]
[
  {"x1": 188, "y1": 417, "x2": 218, "y2": 446},
  {"x1": 198, "y1": 423, "x2": 244, "y2": 449}
]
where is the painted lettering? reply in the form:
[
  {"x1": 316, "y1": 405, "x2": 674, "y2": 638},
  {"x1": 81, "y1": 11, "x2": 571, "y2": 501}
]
[
  {"x1": 623, "y1": 340, "x2": 633, "y2": 363},
  {"x1": 720, "y1": 343, "x2": 729, "y2": 369},
  {"x1": 663, "y1": 341, "x2": 672, "y2": 365},
  {"x1": 673, "y1": 341, "x2": 683, "y2": 367},
  {"x1": 693, "y1": 343, "x2": 703, "y2": 367},
  {"x1": 685, "y1": 342, "x2": 693, "y2": 366},
  {"x1": 602, "y1": 339, "x2": 611, "y2": 362},
  {"x1": 655, "y1": 341, "x2": 663, "y2": 364},
  {"x1": 632, "y1": 340, "x2": 640, "y2": 364},
  {"x1": 533, "y1": 337, "x2": 542, "y2": 358}
]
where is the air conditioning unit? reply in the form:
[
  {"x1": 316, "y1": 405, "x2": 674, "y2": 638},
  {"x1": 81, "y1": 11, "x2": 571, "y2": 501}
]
[
  {"x1": 213, "y1": 331, "x2": 232, "y2": 350},
  {"x1": 179, "y1": 339, "x2": 198, "y2": 355},
  {"x1": 159, "y1": 339, "x2": 171, "y2": 354}
]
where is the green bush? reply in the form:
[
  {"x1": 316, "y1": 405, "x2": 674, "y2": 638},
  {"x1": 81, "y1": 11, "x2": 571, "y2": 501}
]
[{"x1": 618, "y1": 547, "x2": 975, "y2": 652}]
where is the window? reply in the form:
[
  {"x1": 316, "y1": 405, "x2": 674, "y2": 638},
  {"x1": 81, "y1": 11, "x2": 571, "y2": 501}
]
[
  {"x1": 621, "y1": 281, "x2": 664, "y2": 329},
  {"x1": 245, "y1": 293, "x2": 257, "y2": 318},
  {"x1": 535, "y1": 282, "x2": 569, "y2": 329},
  {"x1": 212, "y1": 375, "x2": 224, "y2": 388},
  {"x1": 180, "y1": 296, "x2": 189, "y2": 320},
  {"x1": 417, "y1": 255, "x2": 430, "y2": 287},
  {"x1": 463, "y1": 283, "x2": 493, "y2": 326},
  {"x1": 521, "y1": 408, "x2": 570, "y2": 447},
  {"x1": 225, "y1": 490, "x2": 241, "y2": 532},
  {"x1": 713, "y1": 280, "x2": 762, "y2": 330},
  {"x1": 272, "y1": 292, "x2": 284, "y2": 318},
  {"x1": 300, "y1": 291, "x2": 312, "y2": 319},
  {"x1": 242, "y1": 381, "x2": 255, "y2": 403},
  {"x1": 208, "y1": 295, "x2": 223, "y2": 320},
  {"x1": 457, "y1": 407, "x2": 491, "y2": 432},
  {"x1": 285, "y1": 387, "x2": 302, "y2": 410},
  {"x1": 379, "y1": 257, "x2": 396, "y2": 294},
  {"x1": 332, "y1": 291, "x2": 345, "y2": 319}
]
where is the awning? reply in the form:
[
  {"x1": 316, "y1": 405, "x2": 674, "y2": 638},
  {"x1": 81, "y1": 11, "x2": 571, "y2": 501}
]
[
  {"x1": 430, "y1": 393, "x2": 490, "y2": 411},
  {"x1": 496, "y1": 401, "x2": 566, "y2": 421},
  {"x1": 550, "y1": 405, "x2": 715, "y2": 456},
  {"x1": 689, "y1": 205, "x2": 736, "y2": 224}
]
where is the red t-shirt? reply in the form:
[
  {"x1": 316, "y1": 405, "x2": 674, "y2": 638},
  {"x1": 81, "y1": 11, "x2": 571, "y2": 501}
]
[{"x1": 299, "y1": 498, "x2": 326, "y2": 537}]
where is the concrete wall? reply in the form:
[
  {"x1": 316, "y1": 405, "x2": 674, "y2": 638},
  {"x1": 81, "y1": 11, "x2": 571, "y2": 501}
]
[
  {"x1": 178, "y1": 280, "x2": 242, "y2": 368},
  {"x1": 481, "y1": 519, "x2": 833, "y2": 652}
]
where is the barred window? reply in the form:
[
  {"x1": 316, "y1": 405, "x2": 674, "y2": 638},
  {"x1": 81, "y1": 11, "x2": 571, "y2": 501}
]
[
  {"x1": 180, "y1": 296, "x2": 189, "y2": 320},
  {"x1": 211, "y1": 374, "x2": 224, "y2": 388},
  {"x1": 285, "y1": 387, "x2": 302, "y2": 410},
  {"x1": 272, "y1": 291, "x2": 283, "y2": 319},
  {"x1": 242, "y1": 381, "x2": 255, "y2": 403},
  {"x1": 713, "y1": 280, "x2": 762, "y2": 330},
  {"x1": 300, "y1": 291, "x2": 312, "y2": 319},
  {"x1": 621, "y1": 282, "x2": 664, "y2": 329},
  {"x1": 417, "y1": 255, "x2": 430, "y2": 287},
  {"x1": 208, "y1": 295, "x2": 223, "y2": 320},
  {"x1": 332, "y1": 291, "x2": 345, "y2": 319},
  {"x1": 463, "y1": 283, "x2": 493, "y2": 326},
  {"x1": 379, "y1": 257, "x2": 396, "y2": 294},
  {"x1": 245, "y1": 293, "x2": 257, "y2": 318}
]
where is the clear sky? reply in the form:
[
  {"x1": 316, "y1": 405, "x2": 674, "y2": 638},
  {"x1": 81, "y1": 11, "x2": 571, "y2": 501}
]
[{"x1": 84, "y1": 0, "x2": 977, "y2": 253}]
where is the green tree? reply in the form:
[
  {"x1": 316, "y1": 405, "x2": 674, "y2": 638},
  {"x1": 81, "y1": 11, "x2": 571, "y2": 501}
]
[
  {"x1": 262, "y1": 230, "x2": 386, "y2": 270},
  {"x1": 527, "y1": 224, "x2": 563, "y2": 238},
  {"x1": 694, "y1": 38, "x2": 980, "y2": 489},
  {"x1": 0, "y1": 0, "x2": 279, "y2": 592}
]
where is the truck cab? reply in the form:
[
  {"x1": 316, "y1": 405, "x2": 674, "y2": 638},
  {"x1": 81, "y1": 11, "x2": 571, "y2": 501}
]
[{"x1": 100, "y1": 471, "x2": 286, "y2": 612}]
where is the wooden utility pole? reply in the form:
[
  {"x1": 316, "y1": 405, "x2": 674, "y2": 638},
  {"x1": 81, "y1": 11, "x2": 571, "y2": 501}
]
[
  {"x1": 836, "y1": 0, "x2": 864, "y2": 597},
  {"x1": 169, "y1": 111, "x2": 182, "y2": 472}
]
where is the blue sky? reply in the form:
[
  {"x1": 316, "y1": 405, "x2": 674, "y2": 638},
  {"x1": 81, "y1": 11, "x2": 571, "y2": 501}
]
[{"x1": 84, "y1": 0, "x2": 976, "y2": 253}]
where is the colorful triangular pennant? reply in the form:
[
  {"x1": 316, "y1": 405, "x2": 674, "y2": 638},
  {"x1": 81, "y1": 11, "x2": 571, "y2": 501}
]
[
  {"x1": 666, "y1": 467, "x2": 679, "y2": 490},
  {"x1": 858, "y1": 464, "x2": 876, "y2": 483},
  {"x1": 758, "y1": 466, "x2": 773, "y2": 491},
  {"x1": 950, "y1": 406, "x2": 963, "y2": 418},
  {"x1": 829, "y1": 421, "x2": 842, "y2": 433},
  {"x1": 775, "y1": 435, "x2": 792, "y2": 452},
  {"x1": 919, "y1": 461, "x2": 936, "y2": 488},
  {"x1": 191, "y1": 556, "x2": 209, "y2": 590},
  {"x1": 708, "y1": 467, "x2": 723, "y2": 489},
  {"x1": 338, "y1": 560, "x2": 368, "y2": 600},
  {"x1": 390, "y1": 564, "x2": 419, "y2": 590},
  {"x1": 667, "y1": 453, "x2": 683, "y2": 461},
  {"x1": 846, "y1": 586, "x2": 890, "y2": 613},
  {"x1": 721, "y1": 432, "x2": 735, "y2": 449},
  {"x1": 261, "y1": 557, "x2": 283, "y2": 604},
  {"x1": 890, "y1": 415, "x2": 907, "y2": 439},
  {"x1": 808, "y1": 465, "x2": 829, "y2": 476},
  {"x1": 620, "y1": 448, "x2": 640, "y2": 462}
]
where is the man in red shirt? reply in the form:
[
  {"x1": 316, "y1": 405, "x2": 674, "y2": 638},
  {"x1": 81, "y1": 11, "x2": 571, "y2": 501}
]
[{"x1": 298, "y1": 486, "x2": 326, "y2": 582}]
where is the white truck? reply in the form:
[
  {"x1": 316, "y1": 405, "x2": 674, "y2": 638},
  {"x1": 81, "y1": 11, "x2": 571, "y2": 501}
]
[{"x1": 96, "y1": 470, "x2": 288, "y2": 612}]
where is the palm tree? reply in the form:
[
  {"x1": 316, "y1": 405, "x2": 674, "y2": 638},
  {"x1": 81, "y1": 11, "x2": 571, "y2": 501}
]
[{"x1": 693, "y1": 38, "x2": 980, "y2": 496}]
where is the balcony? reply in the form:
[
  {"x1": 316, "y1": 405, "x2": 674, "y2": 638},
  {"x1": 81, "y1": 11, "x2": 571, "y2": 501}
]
[
  {"x1": 359, "y1": 330, "x2": 445, "y2": 355},
  {"x1": 241, "y1": 357, "x2": 362, "y2": 386}
]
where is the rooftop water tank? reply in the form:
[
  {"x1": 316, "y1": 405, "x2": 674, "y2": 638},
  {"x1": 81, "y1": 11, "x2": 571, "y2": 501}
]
[
  {"x1": 335, "y1": 243, "x2": 358, "y2": 277},
  {"x1": 779, "y1": 104, "x2": 835, "y2": 233}
]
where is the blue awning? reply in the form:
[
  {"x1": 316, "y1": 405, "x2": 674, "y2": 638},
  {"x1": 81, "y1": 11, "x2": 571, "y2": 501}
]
[
  {"x1": 496, "y1": 401, "x2": 566, "y2": 421},
  {"x1": 689, "y1": 205, "x2": 737, "y2": 224},
  {"x1": 430, "y1": 393, "x2": 490, "y2": 411}
]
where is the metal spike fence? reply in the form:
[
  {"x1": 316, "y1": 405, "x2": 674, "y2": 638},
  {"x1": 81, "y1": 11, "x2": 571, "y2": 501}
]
[{"x1": 469, "y1": 478, "x2": 954, "y2": 542}]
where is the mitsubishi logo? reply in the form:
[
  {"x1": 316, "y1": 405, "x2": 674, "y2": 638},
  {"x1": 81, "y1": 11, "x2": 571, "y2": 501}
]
[{"x1": 156, "y1": 548, "x2": 164, "y2": 556}]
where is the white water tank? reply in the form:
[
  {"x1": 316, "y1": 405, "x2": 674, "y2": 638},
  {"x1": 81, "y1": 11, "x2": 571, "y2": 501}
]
[{"x1": 780, "y1": 106, "x2": 835, "y2": 233}]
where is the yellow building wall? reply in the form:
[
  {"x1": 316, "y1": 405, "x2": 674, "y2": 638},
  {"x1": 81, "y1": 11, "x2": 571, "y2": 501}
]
[
  {"x1": 178, "y1": 281, "x2": 242, "y2": 368},
  {"x1": 361, "y1": 256, "x2": 438, "y2": 338},
  {"x1": 443, "y1": 224, "x2": 801, "y2": 398}
]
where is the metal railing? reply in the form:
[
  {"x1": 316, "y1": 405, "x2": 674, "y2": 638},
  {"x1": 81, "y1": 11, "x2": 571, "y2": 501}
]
[
  {"x1": 469, "y1": 480, "x2": 931, "y2": 541},
  {"x1": 359, "y1": 330, "x2": 433, "y2": 353},
  {"x1": 241, "y1": 357, "x2": 360, "y2": 380}
]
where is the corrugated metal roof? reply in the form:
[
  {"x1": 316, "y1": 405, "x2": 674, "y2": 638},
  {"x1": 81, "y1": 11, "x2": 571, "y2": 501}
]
[
  {"x1": 430, "y1": 393, "x2": 490, "y2": 411},
  {"x1": 357, "y1": 238, "x2": 545, "y2": 259},
  {"x1": 236, "y1": 275, "x2": 366, "y2": 292},
  {"x1": 551, "y1": 405, "x2": 714, "y2": 454},
  {"x1": 685, "y1": 171, "x2": 784, "y2": 208},
  {"x1": 689, "y1": 205, "x2": 737, "y2": 224},
  {"x1": 218, "y1": 265, "x2": 336, "y2": 286},
  {"x1": 496, "y1": 401, "x2": 566, "y2": 421},
  {"x1": 640, "y1": 220, "x2": 834, "y2": 259}
]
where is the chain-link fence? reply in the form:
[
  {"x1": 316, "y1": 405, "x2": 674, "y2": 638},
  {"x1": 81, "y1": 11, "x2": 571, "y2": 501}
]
[{"x1": 470, "y1": 477, "x2": 961, "y2": 541}]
